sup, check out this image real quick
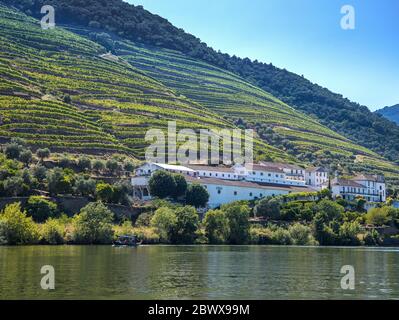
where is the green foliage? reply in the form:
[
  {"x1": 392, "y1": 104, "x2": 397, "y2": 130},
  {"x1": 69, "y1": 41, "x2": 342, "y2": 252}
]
[
  {"x1": 185, "y1": 183, "x2": 209, "y2": 208},
  {"x1": 224, "y1": 204, "x2": 250, "y2": 244},
  {"x1": 72, "y1": 202, "x2": 114, "y2": 244},
  {"x1": 0, "y1": 202, "x2": 39, "y2": 245},
  {"x1": 40, "y1": 218, "x2": 65, "y2": 244},
  {"x1": 365, "y1": 207, "x2": 390, "y2": 226},
  {"x1": 77, "y1": 157, "x2": 92, "y2": 171},
  {"x1": 92, "y1": 160, "x2": 105, "y2": 172},
  {"x1": 150, "y1": 207, "x2": 177, "y2": 242},
  {"x1": 254, "y1": 196, "x2": 281, "y2": 219},
  {"x1": 203, "y1": 209, "x2": 230, "y2": 244},
  {"x1": 47, "y1": 167, "x2": 73, "y2": 195},
  {"x1": 26, "y1": 196, "x2": 59, "y2": 222},
  {"x1": 135, "y1": 212, "x2": 152, "y2": 227},
  {"x1": 148, "y1": 171, "x2": 176, "y2": 199},
  {"x1": 288, "y1": 223, "x2": 316, "y2": 245},
  {"x1": 5, "y1": 143, "x2": 22, "y2": 160},
  {"x1": 172, "y1": 174, "x2": 187, "y2": 199},
  {"x1": 95, "y1": 182, "x2": 114, "y2": 203},
  {"x1": 36, "y1": 148, "x2": 50, "y2": 160},
  {"x1": 338, "y1": 221, "x2": 361, "y2": 246},
  {"x1": 170, "y1": 206, "x2": 199, "y2": 244},
  {"x1": 74, "y1": 176, "x2": 96, "y2": 197}
]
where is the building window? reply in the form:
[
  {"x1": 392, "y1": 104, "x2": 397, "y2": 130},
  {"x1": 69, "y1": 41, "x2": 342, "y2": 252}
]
[
  {"x1": 217, "y1": 190, "x2": 221, "y2": 194},
  {"x1": 249, "y1": 192, "x2": 253, "y2": 196},
  {"x1": 260, "y1": 193, "x2": 263, "y2": 197},
  {"x1": 234, "y1": 191, "x2": 237, "y2": 196}
]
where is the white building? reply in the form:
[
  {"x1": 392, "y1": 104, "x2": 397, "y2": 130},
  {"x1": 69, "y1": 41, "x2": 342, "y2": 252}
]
[
  {"x1": 305, "y1": 167, "x2": 329, "y2": 189},
  {"x1": 185, "y1": 176, "x2": 314, "y2": 208},
  {"x1": 132, "y1": 162, "x2": 316, "y2": 207},
  {"x1": 327, "y1": 174, "x2": 386, "y2": 202}
]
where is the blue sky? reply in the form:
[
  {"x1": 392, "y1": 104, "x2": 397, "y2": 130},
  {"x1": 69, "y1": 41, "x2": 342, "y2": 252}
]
[{"x1": 127, "y1": 0, "x2": 398, "y2": 111}]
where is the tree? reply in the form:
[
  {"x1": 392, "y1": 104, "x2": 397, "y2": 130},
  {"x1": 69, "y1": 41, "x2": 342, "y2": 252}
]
[
  {"x1": 317, "y1": 199, "x2": 344, "y2": 221},
  {"x1": 148, "y1": 170, "x2": 176, "y2": 199},
  {"x1": 254, "y1": 196, "x2": 281, "y2": 219},
  {"x1": 26, "y1": 196, "x2": 59, "y2": 223},
  {"x1": 170, "y1": 206, "x2": 199, "y2": 244},
  {"x1": 5, "y1": 143, "x2": 22, "y2": 160},
  {"x1": 111, "y1": 181, "x2": 132, "y2": 205},
  {"x1": 74, "y1": 176, "x2": 96, "y2": 197},
  {"x1": 172, "y1": 174, "x2": 187, "y2": 199},
  {"x1": 150, "y1": 207, "x2": 177, "y2": 242},
  {"x1": 96, "y1": 182, "x2": 114, "y2": 203},
  {"x1": 224, "y1": 204, "x2": 250, "y2": 244},
  {"x1": 92, "y1": 160, "x2": 105, "y2": 173},
  {"x1": 0, "y1": 202, "x2": 39, "y2": 245},
  {"x1": 185, "y1": 184, "x2": 209, "y2": 207},
  {"x1": 77, "y1": 157, "x2": 92, "y2": 171},
  {"x1": 204, "y1": 209, "x2": 229, "y2": 244},
  {"x1": 36, "y1": 148, "x2": 50, "y2": 161},
  {"x1": 33, "y1": 165, "x2": 47, "y2": 182},
  {"x1": 123, "y1": 161, "x2": 135, "y2": 174},
  {"x1": 19, "y1": 149, "x2": 32, "y2": 166},
  {"x1": 288, "y1": 223, "x2": 315, "y2": 245},
  {"x1": 3, "y1": 176, "x2": 27, "y2": 197},
  {"x1": 72, "y1": 202, "x2": 114, "y2": 244},
  {"x1": 106, "y1": 159, "x2": 119, "y2": 174},
  {"x1": 47, "y1": 168, "x2": 73, "y2": 195}
]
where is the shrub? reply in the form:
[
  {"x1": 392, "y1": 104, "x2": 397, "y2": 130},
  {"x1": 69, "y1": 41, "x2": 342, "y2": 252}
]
[
  {"x1": 185, "y1": 183, "x2": 209, "y2": 208},
  {"x1": 40, "y1": 218, "x2": 65, "y2": 244},
  {"x1": 33, "y1": 165, "x2": 47, "y2": 182},
  {"x1": 135, "y1": 212, "x2": 153, "y2": 227},
  {"x1": 271, "y1": 227, "x2": 293, "y2": 245},
  {"x1": 363, "y1": 229, "x2": 381, "y2": 246},
  {"x1": 338, "y1": 221, "x2": 362, "y2": 246},
  {"x1": 203, "y1": 209, "x2": 229, "y2": 244},
  {"x1": 288, "y1": 223, "x2": 316, "y2": 245},
  {"x1": 365, "y1": 208, "x2": 389, "y2": 226},
  {"x1": 106, "y1": 159, "x2": 119, "y2": 174},
  {"x1": 96, "y1": 182, "x2": 114, "y2": 203},
  {"x1": 131, "y1": 226, "x2": 160, "y2": 244},
  {"x1": 26, "y1": 196, "x2": 59, "y2": 223},
  {"x1": 0, "y1": 203, "x2": 39, "y2": 245},
  {"x1": 150, "y1": 207, "x2": 177, "y2": 242},
  {"x1": 72, "y1": 202, "x2": 114, "y2": 244},
  {"x1": 249, "y1": 225, "x2": 273, "y2": 244}
]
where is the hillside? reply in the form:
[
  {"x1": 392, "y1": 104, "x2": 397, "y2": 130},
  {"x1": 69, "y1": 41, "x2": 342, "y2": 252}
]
[
  {"x1": 376, "y1": 105, "x2": 399, "y2": 125},
  {"x1": 0, "y1": 4, "x2": 238, "y2": 158},
  {"x1": 1, "y1": 3, "x2": 399, "y2": 190},
  {"x1": 3, "y1": 0, "x2": 399, "y2": 162}
]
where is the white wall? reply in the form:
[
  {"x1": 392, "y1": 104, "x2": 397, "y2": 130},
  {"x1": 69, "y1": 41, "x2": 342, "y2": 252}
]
[{"x1": 202, "y1": 183, "x2": 290, "y2": 208}]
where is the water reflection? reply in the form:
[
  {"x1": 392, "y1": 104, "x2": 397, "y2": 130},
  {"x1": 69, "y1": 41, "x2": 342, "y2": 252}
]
[{"x1": 0, "y1": 245, "x2": 398, "y2": 299}]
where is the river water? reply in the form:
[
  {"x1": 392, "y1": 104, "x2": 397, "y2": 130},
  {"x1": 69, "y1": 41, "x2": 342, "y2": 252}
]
[{"x1": 0, "y1": 245, "x2": 398, "y2": 299}]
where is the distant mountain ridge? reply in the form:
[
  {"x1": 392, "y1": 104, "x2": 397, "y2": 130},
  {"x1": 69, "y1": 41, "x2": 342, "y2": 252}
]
[{"x1": 376, "y1": 105, "x2": 399, "y2": 125}]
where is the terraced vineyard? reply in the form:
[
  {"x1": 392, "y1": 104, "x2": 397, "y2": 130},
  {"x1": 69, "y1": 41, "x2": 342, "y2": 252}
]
[
  {"x1": 1, "y1": 4, "x2": 399, "y2": 186},
  {"x1": 0, "y1": 5, "x2": 252, "y2": 157}
]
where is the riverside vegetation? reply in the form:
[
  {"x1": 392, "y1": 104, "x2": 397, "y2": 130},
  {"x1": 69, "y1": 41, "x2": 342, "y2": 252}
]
[{"x1": 1, "y1": 141, "x2": 399, "y2": 246}]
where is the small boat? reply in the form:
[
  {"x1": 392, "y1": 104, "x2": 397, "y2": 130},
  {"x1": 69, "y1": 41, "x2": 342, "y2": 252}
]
[{"x1": 113, "y1": 235, "x2": 142, "y2": 247}]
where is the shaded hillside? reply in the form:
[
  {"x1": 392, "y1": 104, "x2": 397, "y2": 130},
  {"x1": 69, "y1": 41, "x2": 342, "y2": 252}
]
[
  {"x1": 3, "y1": 0, "x2": 399, "y2": 161},
  {"x1": 376, "y1": 105, "x2": 399, "y2": 125}
]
